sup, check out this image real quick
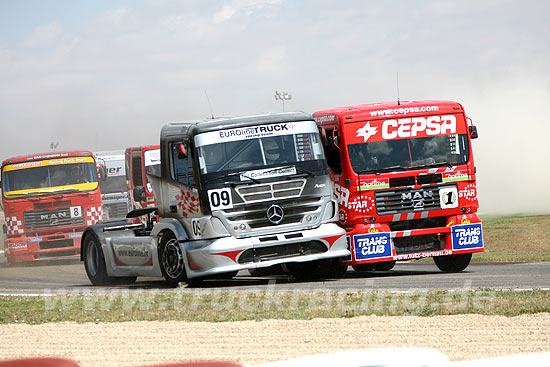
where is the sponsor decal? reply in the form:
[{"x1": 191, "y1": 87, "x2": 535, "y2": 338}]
[
  {"x1": 366, "y1": 224, "x2": 380, "y2": 234},
  {"x1": 314, "y1": 115, "x2": 336, "y2": 123},
  {"x1": 5, "y1": 156, "x2": 94, "y2": 171},
  {"x1": 359, "y1": 178, "x2": 390, "y2": 190},
  {"x1": 451, "y1": 223, "x2": 483, "y2": 251},
  {"x1": 194, "y1": 121, "x2": 318, "y2": 146},
  {"x1": 369, "y1": 105, "x2": 440, "y2": 117},
  {"x1": 240, "y1": 166, "x2": 296, "y2": 181},
  {"x1": 30, "y1": 237, "x2": 43, "y2": 242},
  {"x1": 8, "y1": 242, "x2": 28, "y2": 250},
  {"x1": 394, "y1": 249, "x2": 452, "y2": 261},
  {"x1": 144, "y1": 149, "x2": 161, "y2": 167},
  {"x1": 443, "y1": 171, "x2": 470, "y2": 183},
  {"x1": 314, "y1": 183, "x2": 326, "y2": 188},
  {"x1": 353, "y1": 232, "x2": 392, "y2": 261},
  {"x1": 334, "y1": 183, "x2": 350, "y2": 207},
  {"x1": 350, "y1": 114, "x2": 461, "y2": 143},
  {"x1": 459, "y1": 183, "x2": 477, "y2": 202},
  {"x1": 347, "y1": 196, "x2": 375, "y2": 214},
  {"x1": 117, "y1": 249, "x2": 150, "y2": 257},
  {"x1": 68, "y1": 233, "x2": 82, "y2": 239}
]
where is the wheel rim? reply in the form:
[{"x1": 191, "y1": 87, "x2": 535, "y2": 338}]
[
  {"x1": 86, "y1": 239, "x2": 99, "y2": 277},
  {"x1": 162, "y1": 239, "x2": 185, "y2": 280}
]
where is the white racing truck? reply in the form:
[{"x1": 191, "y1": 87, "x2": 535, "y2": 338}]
[
  {"x1": 81, "y1": 112, "x2": 348, "y2": 285},
  {"x1": 94, "y1": 150, "x2": 129, "y2": 220}
]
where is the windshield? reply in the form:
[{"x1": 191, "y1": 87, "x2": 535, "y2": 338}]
[
  {"x1": 2, "y1": 156, "x2": 98, "y2": 198},
  {"x1": 195, "y1": 121, "x2": 326, "y2": 182},
  {"x1": 348, "y1": 134, "x2": 470, "y2": 174}
]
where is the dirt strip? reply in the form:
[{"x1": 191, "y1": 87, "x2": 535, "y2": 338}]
[{"x1": 0, "y1": 314, "x2": 549, "y2": 366}]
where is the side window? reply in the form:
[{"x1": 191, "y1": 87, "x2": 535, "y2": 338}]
[
  {"x1": 170, "y1": 143, "x2": 195, "y2": 186},
  {"x1": 321, "y1": 127, "x2": 342, "y2": 174},
  {"x1": 131, "y1": 155, "x2": 142, "y2": 186}
]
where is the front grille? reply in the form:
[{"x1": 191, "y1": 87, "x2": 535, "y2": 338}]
[
  {"x1": 39, "y1": 239, "x2": 74, "y2": 250},
  {"x1": 105, "y1": 202, "x2": 128, "y2": 219},
  {"x1": 236, "y1": 179, "x2": 306, "y2": 203},
  {"x1": 223, "y1": 197, "x2": 322, "y2": 229},
  {"x1": 389, "y1": 217, "x2": 447, "y2": 231},
  {"x1": 238, "y1": 240, "x2": 327, "y2": 264},
  {"x1": 24, "y1": 208, "x2": 84, "y2": 231},
  {"x1": 393, "y1": 234, "x2": 443, "y2": 255},
  {"x1": 375, "y1": 184, "x2": 454, "y2": 216}
]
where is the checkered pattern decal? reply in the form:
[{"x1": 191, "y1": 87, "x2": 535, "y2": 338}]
[
  {"x1": 5, "y1": 216, "x2": 24, "y2": 236},
  {"x1": 86, "y1": 206, "x2": 103, "y2": 225},
  {"x1": 175, "y1": 189, "x2": 200, "y2": 218}
]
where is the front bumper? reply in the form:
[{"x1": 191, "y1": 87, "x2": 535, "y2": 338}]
[{"x1": 183, "y1": 223, "x2": 348, "y2": 278}]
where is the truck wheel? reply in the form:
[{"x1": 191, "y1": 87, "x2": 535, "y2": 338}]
[
  {"x1": 433, "y1": 253, "x2": 472, "y2": 272},
  {"x1": 83, "y1": 235, "x2": 117, "y2": 285},
  {"x1": 352, "y1": 263, "x2": 375, "y2": 272},
  {"x1": 326, "y1": 258, "x2": 348, "y2": 278},
  {"x1": 373, "y1": 260, "x2": 396, "y2": 271},
  {"x1": 159, "y1": 232, "x2": 188, "y2": 285},
  {"x1": 286, "y1": 259, "x2": 332, "y2": 281}
]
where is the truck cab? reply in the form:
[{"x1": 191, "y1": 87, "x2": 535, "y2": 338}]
[
  {"x1": 313, "y1": 101, "x2": 483, "y2": 272},
  {"x1": 1, "y1": 152, "x2": 103, "y2": 263},
  {"x1": 81, "y1": 112, "x2": 348, "y2": 285}
]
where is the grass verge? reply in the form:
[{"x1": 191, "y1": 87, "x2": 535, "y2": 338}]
[{"x1": 1, "y1": 289, "x2": 549, "y2": 324}]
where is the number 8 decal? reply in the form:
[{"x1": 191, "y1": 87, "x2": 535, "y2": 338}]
[{"x1": 207, "y1": 188, "x2": 233, "y2": 210}]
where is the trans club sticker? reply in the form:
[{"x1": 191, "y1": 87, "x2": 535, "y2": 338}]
[
  {"x1": 451, "y1": 223, "x2": 483, "y2": 251},
  {"x1": 353, "y1": 232, "x2": 392, "y2": 261}
]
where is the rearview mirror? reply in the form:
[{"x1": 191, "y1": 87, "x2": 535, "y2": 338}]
[
  {"x1": 469, "y1": 126, "x2": 478, "y2": 139},
  {"x1": 98, "y1": 166, "x2": 108, "y2": 181}
]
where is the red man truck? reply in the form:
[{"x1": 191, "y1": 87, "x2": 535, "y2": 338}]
[
  {"x1": 1, "y1": 152, "x2": 103, "y2": 263},
  {"x1": 313, "y1": 100, "x2": 483, "y2": 273}
]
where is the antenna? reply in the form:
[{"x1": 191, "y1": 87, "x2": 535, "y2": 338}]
[
  {"x1": 204, "y1": 90, "x2": 214, "y2": 119},
  {"x1": 396, "y1": 72, "x2": 401, "y2": 105}
]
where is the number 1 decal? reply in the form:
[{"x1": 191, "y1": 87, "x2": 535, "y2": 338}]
[{"x1": 207, "y1": 188, "x2": 233, "y2": 210}]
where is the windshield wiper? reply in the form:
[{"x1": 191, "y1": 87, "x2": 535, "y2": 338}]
[
  {"x1": 411, "y1": 162, "x2": 456, "y2": 169},
  {"x1": 360, "y1": 165, "x2": 409, "y2": 175}
]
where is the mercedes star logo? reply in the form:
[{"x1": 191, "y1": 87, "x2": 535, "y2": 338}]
[{"x1": 266, "y1": 204, "x2": 284, "y2": 224}]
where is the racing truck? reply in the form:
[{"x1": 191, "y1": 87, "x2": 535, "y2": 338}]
[
  {"x1": 313, "y1": 100, "x2": 483, "y2": 273},
  {"x1": 81, "y1": 112, "x2": 348, "y2": 285},
  {"x1": 1, "y1": 151, "x2": 103, "y2": 263},
  {"x1": 94, "y1": 150, "x2": 129, "y2": 220},
  {"x1": 125, "y1": 145, "x2": 161, "y2": 212}
]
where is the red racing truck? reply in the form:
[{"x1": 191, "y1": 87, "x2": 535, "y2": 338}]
[
  {"x1": 125, "y1": 145, "x2": 160, "y2": 212},
  {"x1": 0, "y1": 152, "x2": 103, "y2": 263},
  {"x1": 313, "y1": 100, "x2": 483, "y2": 273}
]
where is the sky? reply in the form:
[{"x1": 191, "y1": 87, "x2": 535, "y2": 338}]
[{"x1": 0, "y1": 0, "x2": 549, "y2": 215}]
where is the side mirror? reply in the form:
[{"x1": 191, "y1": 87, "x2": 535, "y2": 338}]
[
  {"x1": 319, "y1": 127, "x2": 328, "y2": 145},
  {"x1": 98, "y1": 166, "x2": 108, "y2": 181},
  {"x1": 2, "y1": 224, "x2": 6, "y2": 235},
  {"x1": 177, "y1": 143, "x2": 187, "y2": 159},
  {"x1": 133, "y1": 186, "x2": 146, "y2": 202},
  {"x1": 332, "y1": 128, "x2": 340, "y2": 150},
  {"x1": 469, "y1": 126, "x2": 479, "y2": 139}
]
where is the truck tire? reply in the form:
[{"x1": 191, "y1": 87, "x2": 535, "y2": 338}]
[
  {"x1": 159, "y1": 232, "x2": 188, "y2": 285},
  {"x1": 326, "y1": 258, "x2": 348, "y2": 278},
  {"x1": 83, "y1": 234, "x2": 136, "y2": 286},
  {"x1": 286, "y1": 258, "x2": 332, "y2": 281},
  {"x1": 433, "y1": 253, "x2": 472, "y2": 272},
  {"x1": 373, "y1": 260, "x2": 396, "y2": 271},
  {"x1": 352, "y1": 263, "x2": 375, "y2": 272}
]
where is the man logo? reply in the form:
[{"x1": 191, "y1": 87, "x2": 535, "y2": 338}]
[{"x1": 266, "y1": 205, "x2": 284, "y2": 224}]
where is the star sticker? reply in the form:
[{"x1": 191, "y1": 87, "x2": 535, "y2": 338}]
[{"x1": 356, "y1": 122, "x2": 378, "y2": 142}]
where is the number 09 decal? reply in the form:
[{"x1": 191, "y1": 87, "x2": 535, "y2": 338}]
[{"x1": 207, "y1": 188, "x2": 233, "y2": 210}]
